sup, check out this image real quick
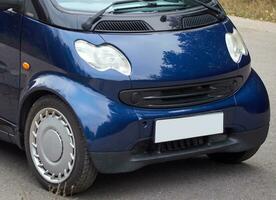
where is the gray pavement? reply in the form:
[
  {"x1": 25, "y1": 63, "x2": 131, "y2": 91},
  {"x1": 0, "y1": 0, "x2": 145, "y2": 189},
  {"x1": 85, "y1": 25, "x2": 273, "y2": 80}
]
[{"x1": 0, "y1": 17, "x2": 275, "y2": 200}]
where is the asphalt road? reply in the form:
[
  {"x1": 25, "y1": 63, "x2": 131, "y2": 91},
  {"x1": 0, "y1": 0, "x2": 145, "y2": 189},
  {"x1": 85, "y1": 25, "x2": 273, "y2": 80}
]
[{"x1": 0, "y1": 17, "x2": 275, "y2": 200}]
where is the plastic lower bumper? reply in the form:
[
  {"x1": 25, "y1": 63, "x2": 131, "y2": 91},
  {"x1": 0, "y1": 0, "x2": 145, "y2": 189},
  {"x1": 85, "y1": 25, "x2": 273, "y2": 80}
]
[{"x1": 91, "y1": 125, "x2": 269, "y2": 174}]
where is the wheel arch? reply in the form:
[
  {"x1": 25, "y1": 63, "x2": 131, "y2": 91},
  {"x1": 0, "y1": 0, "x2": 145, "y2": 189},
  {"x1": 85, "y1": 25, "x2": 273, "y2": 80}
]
[
  {"x1": 17, "y1": 73, "x2": 139, "y2": 152},
  {"x1": 17, "y1": 88, "x2": 80, "y2": 149}
]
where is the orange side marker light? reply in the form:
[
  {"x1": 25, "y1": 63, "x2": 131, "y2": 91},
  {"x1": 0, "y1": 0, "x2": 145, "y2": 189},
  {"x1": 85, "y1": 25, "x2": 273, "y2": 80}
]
[{"x1": 22, "y1": 62, "x2": 31, "y2": 71}]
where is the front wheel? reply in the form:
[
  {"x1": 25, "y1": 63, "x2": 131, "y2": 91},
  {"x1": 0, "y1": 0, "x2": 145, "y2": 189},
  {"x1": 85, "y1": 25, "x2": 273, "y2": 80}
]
[
  {"x1": 208, "y1": 147, "x2": 260, "y2": 164},
  {"x1": 24, "y1": 95, "x2": 97, "y2": 195}
]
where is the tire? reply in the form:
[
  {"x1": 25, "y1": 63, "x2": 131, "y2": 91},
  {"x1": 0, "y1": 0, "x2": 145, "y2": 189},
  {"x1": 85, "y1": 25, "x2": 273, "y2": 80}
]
[
  {"x1": 24, "y1": 95, "x2": 97, "y2": 195},
  {"x1": 208, "y1": 147, "x2": 260, "y2": 164}
]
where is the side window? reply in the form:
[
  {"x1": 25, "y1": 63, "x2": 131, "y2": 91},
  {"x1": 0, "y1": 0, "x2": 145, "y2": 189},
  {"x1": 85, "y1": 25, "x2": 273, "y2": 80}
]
[
  {"x1": 24, "y1": 0, "x2": 48, "y2": 22},
  {"x1": 25, "y1": 0, "x2": 38, "y2": 19}
]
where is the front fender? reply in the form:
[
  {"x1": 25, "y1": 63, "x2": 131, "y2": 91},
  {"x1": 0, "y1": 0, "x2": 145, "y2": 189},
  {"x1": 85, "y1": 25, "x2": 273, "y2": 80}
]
[{"x1": 18, "y1": 73, "x2": 139, "y2": 152}]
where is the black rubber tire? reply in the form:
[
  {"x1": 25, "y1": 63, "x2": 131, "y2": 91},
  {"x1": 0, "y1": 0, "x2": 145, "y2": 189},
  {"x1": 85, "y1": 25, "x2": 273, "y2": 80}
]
[
  {"x1": 24, "y1": 95, "x2": 97, "y2": 195},
  {"x1": 208, "y1": 147, "x2": 260, "y2": 164}
]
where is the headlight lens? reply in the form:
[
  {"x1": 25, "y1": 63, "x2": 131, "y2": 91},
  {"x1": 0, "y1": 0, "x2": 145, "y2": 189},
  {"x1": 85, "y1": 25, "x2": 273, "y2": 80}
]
[
  {"x1": 225, "y1": 28, "x2": 248, "y2": 63},
  {"x1": 75, "y1": 40, "x2": 131, "y2": 76}
]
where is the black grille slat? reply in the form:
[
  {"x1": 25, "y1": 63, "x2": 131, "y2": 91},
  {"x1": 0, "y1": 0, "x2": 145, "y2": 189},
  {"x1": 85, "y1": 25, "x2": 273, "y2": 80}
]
[
  {"x1": 120, "y1": 77, "x2": 243, "y2": 109},
  {"x1": 142, "y1": 88, "x2": 223, "y2": 100},
  {"x1": 147, "y1": 137, "x2": 207, "y2": 154},
  {"x1": 94, "y1": 20, "x2": 152, "y2": 32},
  {"x1": 144, "y1": 96, "x2": 214, "y2": 109},
  {"x1": 132, "y1": 134, "x2": 228, "y2": 156},
  {"x1": 183, "y1": 14, "x2": 218, "y2": 29},
  {"x1": 159, "y1": 137, "x2": 207, "y2": 153}
]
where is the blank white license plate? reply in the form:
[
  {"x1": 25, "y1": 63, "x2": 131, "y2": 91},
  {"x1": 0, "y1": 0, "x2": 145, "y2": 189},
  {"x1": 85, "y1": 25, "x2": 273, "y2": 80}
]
[{"x1": 155, "y1": 112, "x2": 224, "y2": 143}]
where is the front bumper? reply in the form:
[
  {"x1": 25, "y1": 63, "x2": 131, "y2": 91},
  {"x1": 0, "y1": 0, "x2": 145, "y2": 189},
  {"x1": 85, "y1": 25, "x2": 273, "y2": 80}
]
[
  {"x1": 91, "y1": 125, "x2": 269, "y2": 173},
  {"x1": 82, "y1": 70, "x2": 269, "y2": 173}
]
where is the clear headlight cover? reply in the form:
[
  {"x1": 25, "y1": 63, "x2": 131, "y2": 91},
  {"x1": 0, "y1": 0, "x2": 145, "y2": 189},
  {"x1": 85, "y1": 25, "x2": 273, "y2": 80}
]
[
  {"x1": 75, "y1": 40, "x2": 131, "y2": 76},
  {"x1": 225, "y1": 28, "x2": 248, "y2": 63}
]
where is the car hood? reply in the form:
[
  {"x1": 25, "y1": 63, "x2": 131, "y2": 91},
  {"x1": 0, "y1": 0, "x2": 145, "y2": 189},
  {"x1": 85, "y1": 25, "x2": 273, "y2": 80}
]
[{"x1": 99, "y1": 21, "x2": 239, "y2": 88}]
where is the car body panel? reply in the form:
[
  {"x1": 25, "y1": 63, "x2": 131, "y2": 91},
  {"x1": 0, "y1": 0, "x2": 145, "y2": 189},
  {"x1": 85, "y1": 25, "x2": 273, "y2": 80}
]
[
  {"x1": 20, "y1": 17, "x2": 132, "y2": 104},
  {"x1": 9, "y1": 16, "x2": 270, "y2": 154},
  {"x1": 0, "y1": 11, "x2": 21, "y2": 123},
  {"x1": 16, "y1": 69, "x2": 269, "y2": 153},
  {"x1": 18, "y1": 73, "x2": 139, "y2": 151},
  {"x1": 0, "y1": 10, "x2": 22, "y2": 142},
  {"x1": 100, "y1": 20, "x2": 239, "y2": 88}
]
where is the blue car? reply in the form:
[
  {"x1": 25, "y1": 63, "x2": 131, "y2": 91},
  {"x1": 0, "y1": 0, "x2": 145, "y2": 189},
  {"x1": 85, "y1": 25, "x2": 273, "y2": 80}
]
[{"x1": 0, "y1": 0, "x2": 270, "y2": 195}]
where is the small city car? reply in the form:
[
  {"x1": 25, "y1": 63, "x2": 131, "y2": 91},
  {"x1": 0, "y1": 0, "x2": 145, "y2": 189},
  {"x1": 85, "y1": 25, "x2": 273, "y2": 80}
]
[{"x1": 0, "y1": 0, "x2": 270, "y2": 195}]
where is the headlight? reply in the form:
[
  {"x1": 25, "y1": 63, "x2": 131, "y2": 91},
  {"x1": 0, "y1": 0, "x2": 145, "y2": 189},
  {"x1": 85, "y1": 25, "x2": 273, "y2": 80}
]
[
  {"x1": 75, "y1": 40, "x2": 131, "y2": 76},
  {"x1": 225, "y1": 28, "x2": 248, "y2": 63}
]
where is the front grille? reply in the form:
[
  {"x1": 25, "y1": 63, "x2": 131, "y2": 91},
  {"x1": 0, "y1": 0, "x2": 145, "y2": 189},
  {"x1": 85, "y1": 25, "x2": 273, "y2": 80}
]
[
  {"x1": 182, "y1": 14, "x2": 219, "y2": 29},
  {"x1": 133, "y1": 137, "x2": 208, "y2": 155},
  {"x1": 120, "y1": 77, "x2": 243, "y2": 109},
  {"x1": 94, "y1": 20, "x2": 153, "y2": 32},
  {"x1": 132, "y1": 134, "x2": 228, "y2": 155},
  {"x1": 154, "y1": 137, "x2": 207, "y2": 153}
]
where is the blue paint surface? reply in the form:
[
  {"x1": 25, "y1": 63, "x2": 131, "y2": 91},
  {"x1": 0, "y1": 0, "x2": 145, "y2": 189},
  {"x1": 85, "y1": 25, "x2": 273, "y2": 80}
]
[{"x1": 0, "y1": 11, "x2": 270, "y2": 153}]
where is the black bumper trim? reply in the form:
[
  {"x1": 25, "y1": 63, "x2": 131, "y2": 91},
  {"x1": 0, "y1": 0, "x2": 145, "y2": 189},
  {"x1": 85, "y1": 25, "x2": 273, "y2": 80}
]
[{"x1": 90, "y1": 125, "x2": 269, "y2": 174}]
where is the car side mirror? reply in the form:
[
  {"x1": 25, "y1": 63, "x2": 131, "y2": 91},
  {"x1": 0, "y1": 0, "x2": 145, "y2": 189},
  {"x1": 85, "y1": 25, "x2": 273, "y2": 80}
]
[{"x1": 0, "y1": 0, "x2": 23, "y2": 11}]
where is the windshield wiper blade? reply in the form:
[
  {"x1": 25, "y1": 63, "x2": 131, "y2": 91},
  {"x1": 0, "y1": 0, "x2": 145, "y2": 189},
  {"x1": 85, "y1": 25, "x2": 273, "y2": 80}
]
[
  {"x1": 112, "y1": 3, "x2": 186, "y2": 14},
  {"x1": 189, "y1": 0, "x2": 225, "y2": 20},
  {"x1": 82, "y1": 0, "x2": 156, "y2": 31}
]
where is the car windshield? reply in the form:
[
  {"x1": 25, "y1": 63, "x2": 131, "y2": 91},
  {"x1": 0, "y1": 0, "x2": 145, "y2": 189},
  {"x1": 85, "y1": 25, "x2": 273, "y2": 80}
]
[{"x1": 53, "y1": 0, "x2": 212, "y2": 13}]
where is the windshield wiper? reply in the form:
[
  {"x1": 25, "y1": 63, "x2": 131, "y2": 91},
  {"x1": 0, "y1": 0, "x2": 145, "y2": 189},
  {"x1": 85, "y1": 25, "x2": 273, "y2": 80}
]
[
  {"x1": 82, "y1": 0, "x2": 156, "y2": 31},
  {"x1": 82, "y1": 0, "x2": 225, "y2": 31},
  {"x1": 189, "y1": 0, "x2": 225, "y2": 20},
  {"x1": 111, "y1": 3, "x2": 187, "y2": 14}
]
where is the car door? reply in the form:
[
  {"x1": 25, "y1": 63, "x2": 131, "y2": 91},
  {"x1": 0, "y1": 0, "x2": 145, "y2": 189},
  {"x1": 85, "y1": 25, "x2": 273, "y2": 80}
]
[{"x1": 0, "y1": 8, "x2": 22, "y2": 141}]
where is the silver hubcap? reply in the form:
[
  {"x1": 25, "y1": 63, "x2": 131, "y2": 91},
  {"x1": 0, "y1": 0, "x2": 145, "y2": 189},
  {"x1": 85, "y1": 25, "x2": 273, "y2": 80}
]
[{"x1": 29, "y1": 108, "x2": 76, "y2": 184}]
